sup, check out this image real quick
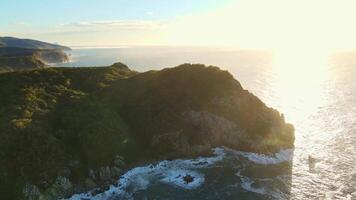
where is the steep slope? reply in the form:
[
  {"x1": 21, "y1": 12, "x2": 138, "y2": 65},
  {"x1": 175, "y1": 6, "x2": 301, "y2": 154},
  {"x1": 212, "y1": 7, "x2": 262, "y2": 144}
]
[
  {"x1": 0, "y1": 37, "x2": 71, "y2": 73},
  {"x1": 0, "y1": 63, "x2": 294, "y2": 199},
  {"x1": 0, "y1": 47, "x2": 70, "y2": 73},
  {"x1": 0, "y1": 56, "x2": 46, "y2": 73}
]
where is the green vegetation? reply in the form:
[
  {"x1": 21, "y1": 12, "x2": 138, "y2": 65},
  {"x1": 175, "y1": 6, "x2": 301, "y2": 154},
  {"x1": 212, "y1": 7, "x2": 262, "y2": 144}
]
[
  {"x1": 0, "y1": 56, "x2": 46, "y2": 73},
  {"x1": 0, "y1": 63, "x2": 294, "y2": 199}
]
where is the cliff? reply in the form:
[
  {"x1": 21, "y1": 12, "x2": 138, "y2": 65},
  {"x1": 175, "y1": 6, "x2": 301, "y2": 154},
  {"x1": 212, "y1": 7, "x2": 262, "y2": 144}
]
[
  {"x1": 0, "y1": 63, "x2": 294, "y2": 199},
  {"x1": 0, "y1": 37, "x2": 71, "y2": 73},
  {"x1": 0, "y1": 47, "x2": 70, "y2": 73},
  {"x1": 0, "y1": 55, "x2": 47, "y2": 73}
]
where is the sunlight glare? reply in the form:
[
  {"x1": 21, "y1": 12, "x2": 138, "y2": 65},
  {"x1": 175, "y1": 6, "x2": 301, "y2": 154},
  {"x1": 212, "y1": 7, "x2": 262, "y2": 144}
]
[{"x1": 270, "y1": 48, "x2": 330, "y2": 122}]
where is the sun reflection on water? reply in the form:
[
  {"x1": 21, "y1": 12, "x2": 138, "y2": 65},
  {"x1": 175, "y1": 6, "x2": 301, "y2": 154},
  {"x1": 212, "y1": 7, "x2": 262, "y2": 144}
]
[
  {"x1": 268, "y1": 50, "x2": 331, "y2": 126},
  {"x1": 264, "y1": 50, "x2": 356, "y2": 199}
]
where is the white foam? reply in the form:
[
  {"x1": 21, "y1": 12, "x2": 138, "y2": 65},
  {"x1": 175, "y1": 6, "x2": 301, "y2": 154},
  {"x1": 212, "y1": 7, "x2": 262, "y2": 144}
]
[
  {"x1": 240, "y1": 176, "x2": 266, "y2": 195},
  {"x1": 231, "y1": 149, "x2": 294, "y2": 165},
  {"x1": 66, "y1": 147, "x2": 225, "y2": 200},
  {"x1": 161, "y1": 169, "x2": 205, "y2": 189}
]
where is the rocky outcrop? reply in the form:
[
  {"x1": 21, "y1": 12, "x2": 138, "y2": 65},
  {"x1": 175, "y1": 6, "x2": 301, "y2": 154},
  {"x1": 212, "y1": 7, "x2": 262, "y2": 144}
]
[
  {"x1": 21, "y1": 155, "x2": 126, "y2": 199},
  {"x1": 0, "y1": 55, "x2": 47, "y2": 73},
  {"x1": 0, "y1": 63, "x2": 294, "y2": 199},
  {"x1": 125, "y1": 63, "x2": 294, "y2": 156},
  {"x1": 35, "y1": 49, "x2": 69, "y2": 63}
]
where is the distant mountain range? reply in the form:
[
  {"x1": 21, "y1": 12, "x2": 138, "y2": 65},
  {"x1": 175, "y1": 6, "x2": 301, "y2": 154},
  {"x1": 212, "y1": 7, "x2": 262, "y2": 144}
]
[{"x1": 0, "y1": 37, "x2": 71, "y2": 73}]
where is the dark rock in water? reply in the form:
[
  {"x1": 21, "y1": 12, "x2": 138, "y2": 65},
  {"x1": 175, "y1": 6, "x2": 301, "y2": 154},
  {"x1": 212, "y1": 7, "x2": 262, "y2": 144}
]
[
  {"x1": 183, "y1": 174, "x2": 195, "y2": 184},
  {"x1": 194, "y1": 161, "x2": 209, "y2": 166},
  {"x1": 308, "y1": 155, "x2": 317, "y2": 170},
  {"x1": 308, "y1": 155, "x2": 316, "y2": 163}
]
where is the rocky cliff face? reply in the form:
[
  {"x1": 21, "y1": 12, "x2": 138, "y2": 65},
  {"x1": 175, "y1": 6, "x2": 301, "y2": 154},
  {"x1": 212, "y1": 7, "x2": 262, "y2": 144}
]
[
  {"x1": 0, "y1": 56, "x2": 47, "y2": 73},
  {"x1": 35, "y1": 49, "x2": 70, "y2": 64},
  {"x1": 0, "y1": 37, "x2": 71, "y2": 73},
  {"x1": 0, "y1": 48, "x2": 69, "y2": 73},
  {"x1": 119, "y1": 64, "x2": 294, "y2": 157},
  {"x1": 0, "y1": 63, "x2": 294, "y2": 199}
]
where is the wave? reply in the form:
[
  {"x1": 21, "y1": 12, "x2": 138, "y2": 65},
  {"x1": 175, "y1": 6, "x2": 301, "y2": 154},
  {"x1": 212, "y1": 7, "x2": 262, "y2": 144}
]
[
  {"x1": 229, "y1": 148, "x2": 294, "y2": 165},
  {"x1": 235, "y1": 170, "x2": 286, "y2": 199},
  {"x1": 67, "y1": 147, "x2": 225, "y2": 200},
  {"x1": 67, "y1": 147, "x2": 293, "y2": 199},
  {"x1": 240, "y1": 176, "x2": 267, "y2": 195}
]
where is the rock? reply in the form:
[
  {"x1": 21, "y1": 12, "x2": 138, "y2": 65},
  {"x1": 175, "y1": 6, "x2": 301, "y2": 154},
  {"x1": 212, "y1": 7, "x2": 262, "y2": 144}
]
[
  {"x1": 23, "y1": 184, "x2": 40, "y2": 200},
  {"x1": 113, "y1": 155, "x2": 125, "y2": 168},
  {"x1": 53, "y1": 176, "x2": 73, "y2": 196},
  {"x1": 39, "y1": 176, "x2": 74, "y2": 199},
  {"x1": 110, "y1": 166, "x2": 123, "y2": 178},
  {"x1": 99, "y1": 166, "x2": 111, "y2": 182},
  {"x1": 88, "y1": 169, "x2": 97, "y2": 181},
  {"x1": 183, "y1": 110, "x2": 239, "y2": 147},
  {"x1": 84, "y1": 178, "x2": 97, "y2": 190},
  {"x1": 183, "y1": 174, "x2": 195, "y2": 184}
]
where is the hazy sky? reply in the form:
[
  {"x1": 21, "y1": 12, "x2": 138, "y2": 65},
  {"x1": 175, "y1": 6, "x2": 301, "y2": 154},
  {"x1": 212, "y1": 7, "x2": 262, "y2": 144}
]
[{"x1": 1, "y1": 0, "x2": 356, "y2": 50}]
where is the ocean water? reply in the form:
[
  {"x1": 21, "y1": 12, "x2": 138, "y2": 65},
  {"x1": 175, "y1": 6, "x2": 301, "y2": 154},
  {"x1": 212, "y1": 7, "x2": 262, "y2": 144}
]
[{"x1": 62, "y1": 47, "x2": 356, "y2": 200}]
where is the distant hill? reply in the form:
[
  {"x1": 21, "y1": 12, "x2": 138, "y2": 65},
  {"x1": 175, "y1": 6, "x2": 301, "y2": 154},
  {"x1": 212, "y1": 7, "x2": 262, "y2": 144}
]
[
  {"x1": 0, "y1": 37, "x2": 71, "y2": 73},
  {"x1": 0, "y1": 37, "x2": 71, "y2": 51}
]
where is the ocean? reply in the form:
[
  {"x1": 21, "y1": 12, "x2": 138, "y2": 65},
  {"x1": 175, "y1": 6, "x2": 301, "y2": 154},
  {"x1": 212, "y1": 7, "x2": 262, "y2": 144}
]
[{"x1": 59, "y1": 46, "x2": 356, "y2": 200}]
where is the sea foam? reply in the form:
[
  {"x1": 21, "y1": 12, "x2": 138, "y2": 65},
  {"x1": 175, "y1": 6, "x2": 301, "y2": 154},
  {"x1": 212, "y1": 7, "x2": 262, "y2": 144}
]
[
  {"x1": 67, "y1": 147, "x2": 225, "y2": 200},
  {"x1": 230, "y1": 148, "x2": 294, "y2": 165}
]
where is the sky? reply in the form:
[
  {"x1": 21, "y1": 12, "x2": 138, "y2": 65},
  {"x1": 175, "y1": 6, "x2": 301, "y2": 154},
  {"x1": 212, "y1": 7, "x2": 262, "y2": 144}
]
[{"x1": 1, "y1": 0, "x2": 356, "y2": 51}]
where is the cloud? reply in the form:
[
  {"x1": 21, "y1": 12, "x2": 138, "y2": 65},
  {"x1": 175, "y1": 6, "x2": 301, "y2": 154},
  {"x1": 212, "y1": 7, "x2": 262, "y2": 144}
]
[
  {"x1": 67, "y1": 20, "x2": 161, "y2": 30},
  {"x1": 145, "y1": 11, "x2": 154, "y2": 16}
]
